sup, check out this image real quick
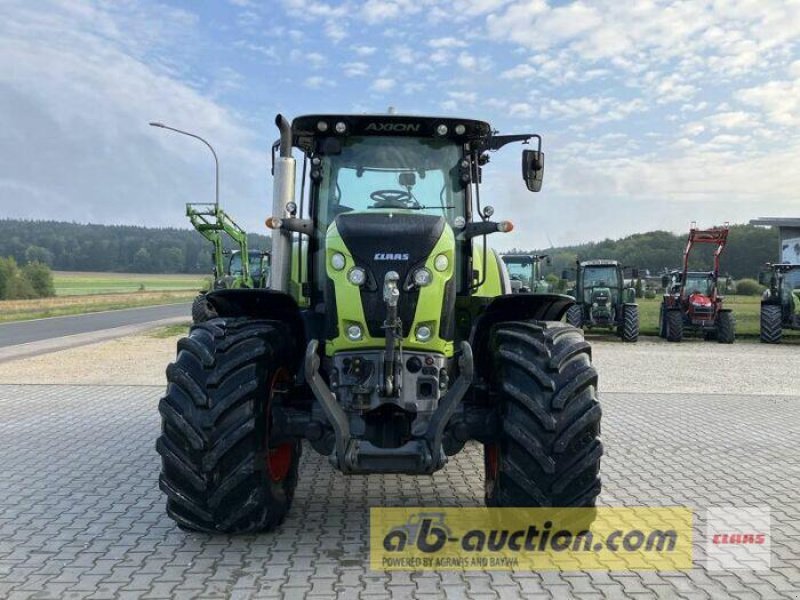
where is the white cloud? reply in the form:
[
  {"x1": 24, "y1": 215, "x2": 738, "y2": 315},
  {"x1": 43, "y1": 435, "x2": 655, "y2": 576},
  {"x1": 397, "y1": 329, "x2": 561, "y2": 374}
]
[
  {"x1": 352, "y1": 45, "x2": 377, "y2": 56},
  {"x1": 0, "y1": 0, "x2": 264, "y2": 229},
  {"x1": 500, "y1": 63, "x2": 538, "y2": 79},
  {"x1": 371, "y1": 78, "x2": 396, "y2": 92},
  {"x1": 342, "y1": 61, "x2": 368, "y2": 77},
  {"x1": 737, "y1": 80, "x2": 800, "y2": 127},
  {"x1": 428, "y1": 37, "x2": 468, "y2": 49}
]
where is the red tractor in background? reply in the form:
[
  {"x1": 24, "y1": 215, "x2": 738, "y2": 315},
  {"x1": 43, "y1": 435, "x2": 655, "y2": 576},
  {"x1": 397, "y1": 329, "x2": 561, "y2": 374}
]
[{"x1": 659, "y1": 225, "x2": 735, "y2": 343}]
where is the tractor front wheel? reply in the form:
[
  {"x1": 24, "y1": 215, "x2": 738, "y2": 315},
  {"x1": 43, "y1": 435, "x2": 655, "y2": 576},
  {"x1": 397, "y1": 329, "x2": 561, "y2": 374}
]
[
  {"x1": 157, "y1": 318, "x2": 300, "y2": 533},
  {"x1": 485, "y1": 321, "x2": 602, "y2": 507},
  {"x1": 760, "y1": 305, "x2": 783, "y2": 344},
  {"x1": 621, "y1": 304, "x2": 639, "y2": 343},
  {"x1": 716, "y1": 311, "x2": 735, "y2": 344},
  {"x1": 565, "y1": 305, "x2": 584, "y2": 329},
  {"x1": 665, "y1": 310, "x2": 683, "y2": 342}
]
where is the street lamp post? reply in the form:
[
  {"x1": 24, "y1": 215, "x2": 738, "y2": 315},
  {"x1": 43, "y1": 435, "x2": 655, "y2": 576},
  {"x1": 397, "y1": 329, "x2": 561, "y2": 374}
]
[{"x1": 149, "y1": 122, "x2": 220, "y2": 211}]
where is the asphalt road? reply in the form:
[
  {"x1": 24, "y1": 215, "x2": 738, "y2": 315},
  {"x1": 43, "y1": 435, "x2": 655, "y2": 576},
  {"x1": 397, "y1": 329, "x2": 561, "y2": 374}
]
[{"x1": 0, "y1": 303, "x2": 191, "y2": 348}]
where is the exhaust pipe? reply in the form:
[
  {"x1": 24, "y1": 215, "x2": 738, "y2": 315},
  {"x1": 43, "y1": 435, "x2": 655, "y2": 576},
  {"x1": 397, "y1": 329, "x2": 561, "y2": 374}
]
[{"x1": 270, "y1": 114, "x2": 295, "y2": 293}]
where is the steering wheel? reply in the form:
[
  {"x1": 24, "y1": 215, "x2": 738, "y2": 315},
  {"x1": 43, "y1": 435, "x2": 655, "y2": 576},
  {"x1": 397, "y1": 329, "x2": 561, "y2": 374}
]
[{"x1": 370, "y1": 189, "x2": 416, "y2": 209}]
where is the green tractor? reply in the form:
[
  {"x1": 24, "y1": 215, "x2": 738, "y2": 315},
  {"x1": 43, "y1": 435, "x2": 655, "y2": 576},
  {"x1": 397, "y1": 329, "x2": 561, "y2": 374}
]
[
  {"x1": 563, "y1": 260, "x2": 639, "y2": 342},
  {"x1": 185, "y1": 203, "x2": 271, "y2": 322},
  {"x1": 156, "y1": 113, "x2": 603, "y2": 533},
  {"x1": 758, "y1": 263, "x2": 800, "y2": 343},
  {"x1": 502, "y1": 254, "x2": 552, "y2": 294}
]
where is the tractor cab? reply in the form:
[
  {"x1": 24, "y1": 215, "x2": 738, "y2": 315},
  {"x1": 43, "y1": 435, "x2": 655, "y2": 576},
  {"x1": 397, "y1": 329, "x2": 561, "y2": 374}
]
[
  {"x1": 501, "y1": 254, "x2": 551, "y2": 293},
  {"x1": 229, "y1": 249, "x2": 271, "y2": 288}
]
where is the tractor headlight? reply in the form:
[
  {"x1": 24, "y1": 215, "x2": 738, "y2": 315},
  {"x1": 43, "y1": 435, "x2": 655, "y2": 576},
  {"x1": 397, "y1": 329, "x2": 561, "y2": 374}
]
[
  {"x1": 413, "y1": 268, "x2": 433, "y2": 287},
  {"x1": 346, "y1": 324, "x2": 363, "y2": 341},
  {"x1": 415, "y1": 325, "x2": 432, "y2": 341},
  {"x1": 348, "y1": 267, "x2": 366, "y2": 286},
  {"x1": 331, "y1": 252, "x2": 346, "y2": 271},
  {"x1": 434, "y1": 254, "x2": 449, "y2": 272}
]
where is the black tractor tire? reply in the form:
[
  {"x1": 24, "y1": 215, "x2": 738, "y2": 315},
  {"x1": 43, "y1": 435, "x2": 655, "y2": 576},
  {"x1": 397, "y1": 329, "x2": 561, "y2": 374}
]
[
  {"x1": 621, "y1": 304, "x2": 639, "y2": 343},
  {"x1": 665, "y1": 310, "x2": 683, "y2": 342},
  {"x1": 484, "y1": 321, "x2": 602, "y2": 508},
  {"x1": 191, "y1": 294, "x2": 218, "y2": 323},
  {"x1": 716, "y1": 311, "x2": 735, "y2": 344},
  {"x1": 760, "y1": 305, "x2": 783, "y2": 344},
  {"x1": 156, "y1": 318, "x2": 300, "y2": 533},
  {"x1": 565, "y1": 304, "x2": 584, "y2": 329},
  {"x1": 658, "y1": 304, "x2": 667, "y2": 338}
]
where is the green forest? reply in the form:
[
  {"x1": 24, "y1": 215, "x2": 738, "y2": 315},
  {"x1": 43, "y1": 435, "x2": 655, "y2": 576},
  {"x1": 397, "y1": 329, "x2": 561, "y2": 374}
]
[
  {"x1": 506, "y1": 223, "x2": 779, "y2": 280},
  {"x1": 0, "y1": 219, "x2": 270, "y2": 274},
  {"x1": 0, "y1": 219, "x2": 779, "y2": 278}
]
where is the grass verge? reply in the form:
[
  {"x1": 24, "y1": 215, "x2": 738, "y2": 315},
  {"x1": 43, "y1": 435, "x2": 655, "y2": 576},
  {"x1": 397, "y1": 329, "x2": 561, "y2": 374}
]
[{"x1": 0, "y1": 291, "x2": 195, "y2": 323}]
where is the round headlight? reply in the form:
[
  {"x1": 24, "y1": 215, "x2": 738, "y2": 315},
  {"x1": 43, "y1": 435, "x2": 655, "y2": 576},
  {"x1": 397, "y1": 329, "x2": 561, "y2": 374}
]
[
  {"x1": 335, "y1": 121, "x2": 347, "y2": 133},
  {"x1": 416, "y1": 325, "x2": 432, "y2": 341},
  {"x1": 331, "y1": 252, "x2": 346, "y2": 271},
  {"x1": 436, "y1": 124, "x2": 448, "y2": 136},
  {"x1": 454, "y1": 124, "x2": 466, "y2": 135},
  {"x1": 346, "y1": 325, "x2": 362, "y2": 341},
  {"x1": 413, "y1": 268, "x2": 433, "y2": 287},
  {"x1": 434, "y1": 254, "x2": 449, "y2": 272},
  {"x1": 453, "y1": 216, "x2": 466, "y2": 229},
  {"x1": 317, "y1": 121, "x2": 329, "y2": 132},
  {"x1": 348, "y1": 267, "x2": 366, "y2": 286}
]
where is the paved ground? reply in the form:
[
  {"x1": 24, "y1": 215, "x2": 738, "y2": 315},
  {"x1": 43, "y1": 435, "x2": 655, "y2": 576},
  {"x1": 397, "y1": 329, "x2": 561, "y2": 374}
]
[
  {"x1": 0, "y1": 383, "x2": 798, "y2": 599},
  {"x1": 0, "y1": 304, "x2": 191, "y2": 348}
]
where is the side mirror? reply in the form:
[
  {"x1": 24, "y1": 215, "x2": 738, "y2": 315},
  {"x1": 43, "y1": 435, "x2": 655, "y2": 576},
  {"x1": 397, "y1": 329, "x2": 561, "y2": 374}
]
[
  {"x1": 661, "y1": 275, "x2": 670, "y2": 288},
  {"x1": 399, "y1": 172, "x2": 416, "y2": 187},
  {"x1": 522, "y1": 149, "x2": 544, "y2": 192},
  {"x1": 631, "y1": 268, "x2": 640, "y2": 279},
  {"x1": 546, "y1": 256, "x2": 552, "y2": 266},
  {"x1": 758, "y1": 272, "x2": 766, "y2": 285},
  {"x1": 561, "y1": 269, "x2": 569, "y2": 280}
]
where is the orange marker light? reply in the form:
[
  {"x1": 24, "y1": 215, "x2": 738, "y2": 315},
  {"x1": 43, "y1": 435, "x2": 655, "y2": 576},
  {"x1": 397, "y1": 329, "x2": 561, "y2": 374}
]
[
  {"x1": 266, "y1": 216, "x2": 282, "y2": 229},
  {"x1": 498, "y1": 221, "x2": 514, "y2": 233}
]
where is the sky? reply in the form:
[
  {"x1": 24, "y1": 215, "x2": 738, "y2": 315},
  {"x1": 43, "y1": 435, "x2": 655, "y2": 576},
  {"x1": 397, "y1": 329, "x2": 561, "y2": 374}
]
[{"x1": 1, "y1": 0, "x2": 799, "y2": 250}]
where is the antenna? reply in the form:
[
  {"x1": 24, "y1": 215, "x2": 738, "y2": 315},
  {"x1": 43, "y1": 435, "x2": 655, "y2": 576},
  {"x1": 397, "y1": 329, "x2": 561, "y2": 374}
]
[{"x1": 387, "y1": 106, "x2": 397, "y2": 115}]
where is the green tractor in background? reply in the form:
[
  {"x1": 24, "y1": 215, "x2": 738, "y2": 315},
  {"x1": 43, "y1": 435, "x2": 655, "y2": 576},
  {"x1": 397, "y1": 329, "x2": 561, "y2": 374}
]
[
  {"x1": 502, "y1": 254, "x2": 552, "y2": 294},
  {"x1": 185, "y1": 203, "x2": 270, "y2": 322},
  {"x1": 563, "y1": 259, "x2": 639, "y2": 342},
  {"x1": 156, "y1": 113, "x2": 603, "y2": 533},
  {"x1": 758, "y1": 263, "x2": 800, "y2": 343}
]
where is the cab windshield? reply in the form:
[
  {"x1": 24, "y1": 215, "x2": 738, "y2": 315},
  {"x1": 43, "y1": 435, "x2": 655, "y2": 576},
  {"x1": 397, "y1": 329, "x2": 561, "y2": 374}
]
[
  {"x1": 229, "y1": 253, "x2": 264, "y2": 278},
  {"x1": 316, "y1": 136, "x2": 465, "y2": 228},
  {"x1": 506, "y1": 260, "x2": 534, "y2": 285},
  {"x1": 684, "y1": 274, "x2": 713, "y2": 295},
  {"x1": 783, "y1": 268, "x2": 800, "y2": 290},
  {"x1": 583, "y1": 267, "x2": 618, "y2": 288}
]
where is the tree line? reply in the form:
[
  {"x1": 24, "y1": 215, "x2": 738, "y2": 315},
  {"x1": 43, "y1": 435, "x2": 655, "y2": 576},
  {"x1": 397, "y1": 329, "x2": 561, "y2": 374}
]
[
  {"x1": 0, "y1": 219, "x2": 779, "y2": 279},
  {"x1": 506, "y1": 224, "x2": 779, "y2": 280},
  {"x1": 0, "y1": 219, "x2": 270, "y2": 274}
]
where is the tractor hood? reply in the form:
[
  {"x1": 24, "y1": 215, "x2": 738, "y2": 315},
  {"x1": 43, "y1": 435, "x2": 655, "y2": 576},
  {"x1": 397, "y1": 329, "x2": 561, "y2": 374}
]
[
  {"x1": 689, "y1": 292, "x2": 712, "y2": 307},
  {"x1": 323, "y1": 211, "x2": 456, "y2": 356}
]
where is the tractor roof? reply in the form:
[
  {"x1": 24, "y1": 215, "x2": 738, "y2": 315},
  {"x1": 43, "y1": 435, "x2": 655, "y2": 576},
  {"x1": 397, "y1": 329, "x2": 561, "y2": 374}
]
[
  {"x1": 750, "y1": 217, "x2": 800, "y2": 228},
  {"x1": 292, "y1": 114, "x2": 492, "y2": 142},
  {"x1": 580, "y1": 259, "x2": 620, "y2": 267}
]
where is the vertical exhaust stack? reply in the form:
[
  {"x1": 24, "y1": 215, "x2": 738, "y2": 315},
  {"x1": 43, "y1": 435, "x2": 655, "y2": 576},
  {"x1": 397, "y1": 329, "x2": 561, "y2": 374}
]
[{"x1": 271, "y1": 114, "x2": 295, "y2": 293}]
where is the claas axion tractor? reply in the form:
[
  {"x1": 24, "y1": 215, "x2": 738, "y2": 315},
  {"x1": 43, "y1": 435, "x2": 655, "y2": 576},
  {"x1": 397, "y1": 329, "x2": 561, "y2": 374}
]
[
  {"x1": 758, "y1": 263, "x2": 800, "y2": 343},
  {"x1": 659, "y1": 226, "x2": 734, "y2": 343},
  {"x1": 156, "y1": 114, "x2": 603, "y2": 533},
  {"x1": 563, "y1": 260, "x2": 639, "y2": 342}
]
